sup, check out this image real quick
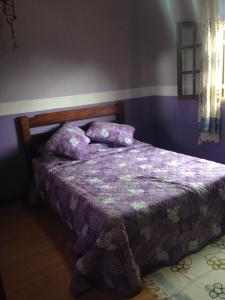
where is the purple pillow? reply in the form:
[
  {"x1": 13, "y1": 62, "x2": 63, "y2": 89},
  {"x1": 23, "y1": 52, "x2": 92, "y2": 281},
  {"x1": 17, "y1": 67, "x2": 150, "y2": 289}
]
[
  {"x1": 45, "y1": 123, "x2": 90, "y2": 160},
  {"x1": 86, "y1": 121, "x2": 135, "y2": 146}
]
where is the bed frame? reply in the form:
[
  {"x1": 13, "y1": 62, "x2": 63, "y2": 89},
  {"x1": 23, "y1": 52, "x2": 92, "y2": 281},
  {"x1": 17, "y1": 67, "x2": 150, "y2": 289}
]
[{"x1": 19, "y1": 102, "x2": 124, "y2": 170}]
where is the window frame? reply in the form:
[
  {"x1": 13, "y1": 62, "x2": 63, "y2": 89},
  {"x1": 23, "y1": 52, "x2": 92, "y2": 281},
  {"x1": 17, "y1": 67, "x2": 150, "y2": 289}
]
[
  {"x1": 222, "y1": 26, "x2": 225, "y2": 100},
  {"x1": 177, "y1": 21, "x2": 201, "y2": 100}
]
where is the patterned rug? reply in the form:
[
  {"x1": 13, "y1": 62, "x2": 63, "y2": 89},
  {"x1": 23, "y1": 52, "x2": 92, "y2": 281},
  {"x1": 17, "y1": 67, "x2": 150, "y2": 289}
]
[{"x1": 143, "y1": 235, "x2": 225, "y2": 300}]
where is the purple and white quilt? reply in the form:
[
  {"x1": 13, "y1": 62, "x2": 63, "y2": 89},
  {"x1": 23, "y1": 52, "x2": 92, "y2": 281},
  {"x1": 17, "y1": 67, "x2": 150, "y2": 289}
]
[{"x1": 33, "y1": 141, "x2": 225, "y2": 297}]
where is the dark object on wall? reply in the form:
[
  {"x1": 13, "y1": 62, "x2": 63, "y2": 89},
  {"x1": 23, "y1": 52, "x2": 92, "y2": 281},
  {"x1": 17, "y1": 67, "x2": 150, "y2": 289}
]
[{"x1": 1, "y1": 0, "x2": 17, "y2": 51}]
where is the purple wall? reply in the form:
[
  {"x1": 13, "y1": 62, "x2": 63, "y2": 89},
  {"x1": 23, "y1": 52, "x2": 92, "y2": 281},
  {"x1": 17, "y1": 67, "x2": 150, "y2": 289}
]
[{"x1": 143, "y1": 97, "x2": 225, "y2": 164}]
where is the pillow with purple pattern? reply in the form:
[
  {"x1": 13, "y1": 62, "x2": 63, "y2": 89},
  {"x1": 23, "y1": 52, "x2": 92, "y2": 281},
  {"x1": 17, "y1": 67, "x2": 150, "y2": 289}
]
[
  {"x1": 86, "y1": 121, "x2": 135, "y2": 146},
  {"x1": 45, "y1": 123, "x2": 90, "y2": 160}
]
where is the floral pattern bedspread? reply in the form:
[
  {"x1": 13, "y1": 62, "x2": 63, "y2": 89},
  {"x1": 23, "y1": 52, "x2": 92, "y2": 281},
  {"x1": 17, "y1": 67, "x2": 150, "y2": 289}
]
[{"x1": 33, "y1": 141, "x2": 225, "y2": 297}]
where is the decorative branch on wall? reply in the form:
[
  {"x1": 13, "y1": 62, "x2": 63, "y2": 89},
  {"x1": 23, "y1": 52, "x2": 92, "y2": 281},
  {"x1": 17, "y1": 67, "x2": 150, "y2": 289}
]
[{"x1": 0, "y1": 0, "x2": 17, "y2": 51}]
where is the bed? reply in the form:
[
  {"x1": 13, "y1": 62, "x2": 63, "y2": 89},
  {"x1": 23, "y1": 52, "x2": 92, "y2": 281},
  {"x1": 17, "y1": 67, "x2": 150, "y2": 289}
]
[{"x1": 19, "y1": 103, "x2": 225, "y2": 298}]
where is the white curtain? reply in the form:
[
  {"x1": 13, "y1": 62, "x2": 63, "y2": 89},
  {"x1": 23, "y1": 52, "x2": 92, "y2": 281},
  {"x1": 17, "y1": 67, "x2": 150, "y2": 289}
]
[{"x1": 198, "y1": 0, "x2": 223, "y2": 144}]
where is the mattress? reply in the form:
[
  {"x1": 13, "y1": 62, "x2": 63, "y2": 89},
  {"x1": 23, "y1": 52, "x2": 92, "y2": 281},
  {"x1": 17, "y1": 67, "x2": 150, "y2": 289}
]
[{"x1": 33, "y1": 141, "x2": 225, "y2": 297}]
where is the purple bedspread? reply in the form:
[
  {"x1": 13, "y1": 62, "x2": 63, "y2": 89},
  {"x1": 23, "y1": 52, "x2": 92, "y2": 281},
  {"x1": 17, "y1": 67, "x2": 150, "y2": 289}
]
[{"x1": 33, "y1": 141, "x2": 225, "y2": 297}]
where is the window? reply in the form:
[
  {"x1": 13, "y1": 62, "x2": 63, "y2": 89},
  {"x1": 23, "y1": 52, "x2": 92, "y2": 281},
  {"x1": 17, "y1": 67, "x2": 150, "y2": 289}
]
[
  {"x1": 222, "y1": 26, "x2": 225, "y2": 99},
  {"x1": 177, "y1": 22, "x2": 201, "y2": 99},
  {"x1": 222, "y1": 0, "x2": 225, "y2": 99}
]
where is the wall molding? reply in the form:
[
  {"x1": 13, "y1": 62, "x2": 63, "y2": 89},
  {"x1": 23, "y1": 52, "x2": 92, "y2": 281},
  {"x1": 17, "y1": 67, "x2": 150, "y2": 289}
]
[
  {"x1": 0, "y1": 85, "x2": 177, "y2": 116},
  {"x1": 153, "y1": 85, "x2": 177, "y2": 96}
]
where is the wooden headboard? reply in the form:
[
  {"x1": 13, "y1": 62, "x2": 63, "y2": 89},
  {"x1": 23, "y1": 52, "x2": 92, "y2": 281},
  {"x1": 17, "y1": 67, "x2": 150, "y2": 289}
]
[{"x1": 19, "y1": 102, "x2": 124, "y2": 168}]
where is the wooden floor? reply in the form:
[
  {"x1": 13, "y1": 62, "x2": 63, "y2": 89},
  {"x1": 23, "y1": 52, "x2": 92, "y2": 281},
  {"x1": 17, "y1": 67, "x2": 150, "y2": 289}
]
[{"x1": 0, "y1": 201, "x2": 154, "y2": 300}]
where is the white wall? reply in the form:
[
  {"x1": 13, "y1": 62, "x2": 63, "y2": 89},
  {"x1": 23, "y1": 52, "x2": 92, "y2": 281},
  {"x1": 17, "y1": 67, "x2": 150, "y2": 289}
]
[
  {"x1": 0, "y1": 0, "x2": 133, "y2": 104},
  {"x1": 152, "y1": 0, "x2": 202, "y2": 86}
]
